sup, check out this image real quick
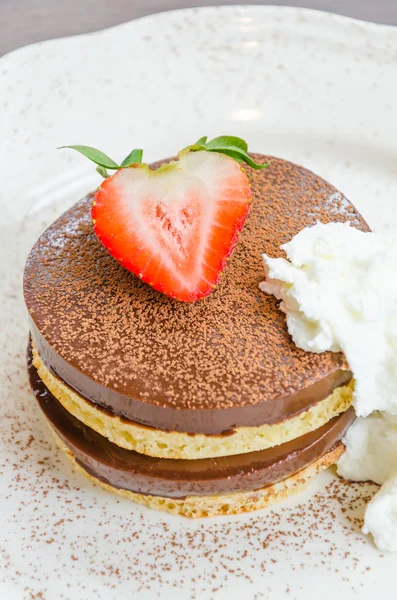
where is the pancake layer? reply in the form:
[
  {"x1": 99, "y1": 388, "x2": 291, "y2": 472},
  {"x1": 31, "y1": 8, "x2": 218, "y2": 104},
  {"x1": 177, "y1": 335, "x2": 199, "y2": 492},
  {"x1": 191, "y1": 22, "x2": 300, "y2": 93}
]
[
  {"x1": 54, "y1": 429, "x2": 345, "y2": 518},
  {"x1": 29, "y1": 346, "x2": 354, "y2": 508},
  {"x1": 33, "y1": 342, "x2": 353, "y2": 459}
]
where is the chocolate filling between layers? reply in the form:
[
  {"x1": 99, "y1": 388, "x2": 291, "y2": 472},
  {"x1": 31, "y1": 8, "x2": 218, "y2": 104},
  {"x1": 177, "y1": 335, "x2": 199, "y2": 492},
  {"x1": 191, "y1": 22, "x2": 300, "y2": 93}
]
[
  {"x1": 29, "y1": 345, "x2": 355, "y2": 498},
  {"x1": 24, "y1": 156, "x2": 366, "y2": 434},
  {"x1": 32, "y1": 325, "x2": 352, "y2": 434}
]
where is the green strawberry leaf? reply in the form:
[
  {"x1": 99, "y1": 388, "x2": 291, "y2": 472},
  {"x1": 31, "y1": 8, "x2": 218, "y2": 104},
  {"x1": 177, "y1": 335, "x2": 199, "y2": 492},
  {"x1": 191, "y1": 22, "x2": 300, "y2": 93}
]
[
  {"x1": 209, "y1": 145, "x2": 269, "y2": 169},
  {"x1": 211, "y1": 149, "x2": 244, "y2": 163},
  {"x1": 180, "y1": 135, "x2": 268, "y2": 169},
  {"x1": 59, "y1": 145, "x2": 119, "y2": 169},
  {"x1": 206, "y1": 136, "x2": 248, "y2": 153},
  {"x1": 120, "y1": 148, "x2": 143, "y2": 167}
]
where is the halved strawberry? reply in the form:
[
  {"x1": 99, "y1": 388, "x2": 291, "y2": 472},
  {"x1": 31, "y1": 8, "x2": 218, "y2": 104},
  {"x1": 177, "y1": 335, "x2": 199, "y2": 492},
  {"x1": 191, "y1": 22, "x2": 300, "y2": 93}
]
[
  {"x1": 91, "y1": 151, "x2": 252, "y2": 301},
  {"x1": 61, "y1": 136, "x2": 269, "y2": 301}
]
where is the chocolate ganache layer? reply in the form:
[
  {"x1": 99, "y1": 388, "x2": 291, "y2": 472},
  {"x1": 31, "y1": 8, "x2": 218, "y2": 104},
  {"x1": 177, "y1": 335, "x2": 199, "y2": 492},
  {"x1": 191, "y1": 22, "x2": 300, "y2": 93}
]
[
  {"x1": 28, "y1": 344, "x2": 355, "y2": 498},
  {"x1": 24, "y1": 155, "x2": 368, "y2": 434}
]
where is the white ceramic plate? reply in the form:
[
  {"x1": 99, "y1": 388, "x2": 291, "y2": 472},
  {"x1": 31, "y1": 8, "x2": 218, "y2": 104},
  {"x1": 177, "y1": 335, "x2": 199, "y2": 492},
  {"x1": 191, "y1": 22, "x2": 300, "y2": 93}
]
[{"x1": 1, "y1": 6, "x2": 397, "y2": 599}]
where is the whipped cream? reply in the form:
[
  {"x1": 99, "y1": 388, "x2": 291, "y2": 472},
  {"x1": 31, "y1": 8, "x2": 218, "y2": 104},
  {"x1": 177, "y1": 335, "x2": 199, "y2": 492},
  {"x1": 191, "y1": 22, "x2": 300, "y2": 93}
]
[
  {"x1": 339, "y1": 413, "x2": 397, "y2": 552},
  {"x1": 259, "y1": 221, "x2": 397, "y2": 551},
  {"x1": 338, "y1": 413, "x2": 397, "y2": 485},
  {"x1": 362, "y1": 471, "x2": 397, "y2": 552}
]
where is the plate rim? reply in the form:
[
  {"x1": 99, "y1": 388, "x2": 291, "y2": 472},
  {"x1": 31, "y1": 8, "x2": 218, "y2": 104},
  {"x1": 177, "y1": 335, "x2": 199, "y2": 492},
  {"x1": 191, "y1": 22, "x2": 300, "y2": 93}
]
[
  {"x1": 1, "y1": 4, "x2": 397, "y2": 66},
  {"x1": 1, "y1": 5, "x2": 396, "y2": 598}
]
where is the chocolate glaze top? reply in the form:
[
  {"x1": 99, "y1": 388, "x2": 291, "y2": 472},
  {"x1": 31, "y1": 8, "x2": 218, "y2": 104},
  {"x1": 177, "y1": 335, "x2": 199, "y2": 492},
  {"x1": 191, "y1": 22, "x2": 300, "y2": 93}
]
[{"x1": 24, "y1": 155, "x2": 368, "y2": 433}]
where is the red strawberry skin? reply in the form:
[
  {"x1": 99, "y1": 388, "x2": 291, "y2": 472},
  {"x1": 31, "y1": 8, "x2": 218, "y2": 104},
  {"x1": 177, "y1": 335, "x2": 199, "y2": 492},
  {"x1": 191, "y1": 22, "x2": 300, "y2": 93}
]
[{"x1": 91, "y1": 151, "x2": 252, "y2": 302}]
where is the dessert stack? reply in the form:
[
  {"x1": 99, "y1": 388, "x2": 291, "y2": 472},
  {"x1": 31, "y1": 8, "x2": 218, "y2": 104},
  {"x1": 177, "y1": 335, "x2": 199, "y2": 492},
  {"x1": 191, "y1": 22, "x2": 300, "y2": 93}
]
[{"x1": 24, "y1": 139, "x2": 363, "y2": 517}]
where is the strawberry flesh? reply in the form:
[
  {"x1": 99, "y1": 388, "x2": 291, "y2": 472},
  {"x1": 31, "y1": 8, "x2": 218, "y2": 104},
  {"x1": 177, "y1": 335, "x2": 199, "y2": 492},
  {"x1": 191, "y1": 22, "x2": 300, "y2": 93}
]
[{"x1": 91, "y1": 151, "x2": 252, "y2": 302}]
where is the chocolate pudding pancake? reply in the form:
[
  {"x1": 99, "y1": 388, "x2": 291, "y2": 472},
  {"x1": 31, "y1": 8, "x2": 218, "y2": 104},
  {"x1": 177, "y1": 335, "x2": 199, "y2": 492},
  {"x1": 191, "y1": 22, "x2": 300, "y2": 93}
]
[
  {"x1": 24, "y1": 154, "x2": 367, "y2": 516},
  {"x1": 28, "y1": 344, "x2": 355, "y2": 517}
]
